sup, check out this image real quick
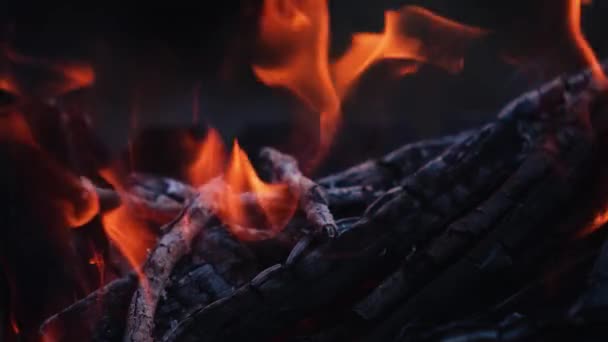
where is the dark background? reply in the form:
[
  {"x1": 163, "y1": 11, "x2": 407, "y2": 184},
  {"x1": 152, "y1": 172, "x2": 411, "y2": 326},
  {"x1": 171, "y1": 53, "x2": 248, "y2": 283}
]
[{"x1": 1, "y1": 1, "x2": 607, "y2": 340}]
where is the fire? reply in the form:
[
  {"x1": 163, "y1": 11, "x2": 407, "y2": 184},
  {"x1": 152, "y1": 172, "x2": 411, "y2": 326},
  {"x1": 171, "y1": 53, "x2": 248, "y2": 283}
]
[
  {"x1": 221, "y1": 141, "x2": 297, "y2": 236},
  {"x1": 187, "y1": 128, "x2": 226, "y2": 187},
  {"x1": 0, "y1": 111, "x2": 100, "y2": 228},
  {"x1": 99, "y1": 168, "x2": 156, "y2": 281},
  {"x1": 253, "y1": 0, "x2": 338, "y2": 115},
  {"x1": 89, "y1": 247, "x2": 106, "y2": 290},
  {"x1": 185, "y1": 129, "x2": 298, "y2": 238},
  {"x1": 566, "y1": 0, "x2": 606, "y2": 83},
  {"x1": 253, "y1": 1, "x2": 488, "y2": 166},
  {"x1": 9, "y1": 313, "x2": 19, "y2": 335},
  {"x1": 333, "y1": 6, "x2": 488, "y2": 99},
  {"x1": 1, "y1": 45, "x2": 95, "y2": 97},
  {"x1": 0, "y1": 111, "x2": 37, "y2": 146}
]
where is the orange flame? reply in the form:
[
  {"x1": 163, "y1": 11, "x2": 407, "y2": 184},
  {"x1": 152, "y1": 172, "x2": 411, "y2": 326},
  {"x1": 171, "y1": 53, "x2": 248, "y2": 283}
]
[
  {"x1": 187, "y1": 128, "x2": 226, "y2": 187},
  {"x1": 99, "y1": 168, "x2": 155, "y2": 280},
  {"x1": 253, "y1": 1, "x2": 488, "y2": 166},
  {"x1": 578, "y1": 207, "x2": 608, "y2": 237},
  {"x1": 0, "y1": 111, "x2": 99, "y2": 228},
  {"x1": 566, "y1": 0, "x2": 606, "y2": 83},
  {"x1": 333, "y1": 6, "x2": 488, "y2": 99},
  {"x1": 1, "y1": 46, "x2": 95, "y2": 97},
  {"x1": 220, "y1": 141, "x2": 297, "y2": 237},
  {"x1": 253, "y1": 0, "x2": 338, "y2": 115}
]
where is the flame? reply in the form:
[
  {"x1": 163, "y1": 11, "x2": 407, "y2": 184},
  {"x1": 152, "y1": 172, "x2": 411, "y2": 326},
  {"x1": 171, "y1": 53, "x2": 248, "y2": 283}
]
[
  {"x1": 333, "y1": 6, "x2": 488, "y2": 98},
  {"x1": 0, "y1": 112, "x2": 99, "y2": 228},
  {"x1": 0, "y1": 111, "x2": 37, "y2": 146},
  {"x1": 220, "y1": 141, "x2": 297, "y2": 237},
  {"x1": 578, "y1": 207, "x2": 608, "y2": 237},
  {"x1": 9, "y1": 313, "x2": 19, "y2": 335},
  {"x1": 99, "y1": 168, "x2": 155, "y2": 281},
  {"x1": 253, "y1": 1, "x2": 487, "y2": 166},
  {"x1": 88, "y1": 247, "x2": 106, "y2": 289},
  {"x1": 566, "y1": 0, "x2": 606, "y2": 83},
  {"x1": 186, "y1": 128, "x2": 226, "y2": 186},
  {"x1": 1, "y1": 45, "x2": 95, "y2": 97},
  {"x1": 253, "y1": 0, "x2": 339, "y2": 115}
]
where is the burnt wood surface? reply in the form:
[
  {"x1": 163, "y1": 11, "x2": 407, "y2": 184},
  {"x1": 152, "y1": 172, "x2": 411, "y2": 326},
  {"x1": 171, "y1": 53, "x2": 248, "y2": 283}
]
[{"x1": 38, "y1": 62, "x2": 608, "y2": 342}]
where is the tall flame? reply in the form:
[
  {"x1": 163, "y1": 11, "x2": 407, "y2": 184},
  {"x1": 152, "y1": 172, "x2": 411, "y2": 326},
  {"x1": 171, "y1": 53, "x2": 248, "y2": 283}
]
[
  {"x1": 99, "y1": 168, "x2": 155, "y2": 281},
  {"x1": 253, "y1": 1, "x2": 488, "y2": 167}
]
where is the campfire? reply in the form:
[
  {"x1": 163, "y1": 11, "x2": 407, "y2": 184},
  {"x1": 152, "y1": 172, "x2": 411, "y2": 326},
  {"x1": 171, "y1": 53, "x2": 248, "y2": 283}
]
[{"x1": 3, "y1": 1, "x2": 608, "y2": 341}]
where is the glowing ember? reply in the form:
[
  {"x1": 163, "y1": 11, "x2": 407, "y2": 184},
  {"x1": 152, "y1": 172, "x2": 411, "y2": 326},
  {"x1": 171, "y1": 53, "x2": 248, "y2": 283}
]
[
  {"x1": 89, "y1": 246, "x2": 106, "y2": 290},
  {"x1": 0, "y1": 111, "x2": 37, "y2": 146}
]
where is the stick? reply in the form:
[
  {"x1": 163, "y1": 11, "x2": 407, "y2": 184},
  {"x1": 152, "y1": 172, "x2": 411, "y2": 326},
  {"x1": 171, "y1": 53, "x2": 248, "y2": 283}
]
[
  {"x1": 260, "y1": 147, "x2": 338, "y2": 237},
  {"x1": 124, "y1": 178, "x2": 223, "y2": 342}
]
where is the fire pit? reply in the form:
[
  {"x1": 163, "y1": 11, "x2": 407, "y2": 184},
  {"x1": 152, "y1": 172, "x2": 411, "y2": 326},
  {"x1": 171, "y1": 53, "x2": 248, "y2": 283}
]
[{"x1": 2, "y1": 1, "x2": 608, "y2": 341}]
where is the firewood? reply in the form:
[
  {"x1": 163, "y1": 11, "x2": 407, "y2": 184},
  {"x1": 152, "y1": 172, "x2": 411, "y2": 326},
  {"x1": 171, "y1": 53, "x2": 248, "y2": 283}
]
[
  {"x1": 317, "y1": 129, "x2": 474, "y2": 189},
  {"x1": 124, "y1": 179, "x2": 223, "y2": 342},
  {"x1": 160, "y1": 114, "x2": 538, "y2": 342},
  {"x1": 260, "y1": 147, "x2": 338, "y2": 237},
  {"x1": 159, "y1": 63, "x2": 606, "y2": 341},
  {"x1": 39, "y1": 274, "x2": 137, "y2": 342}
]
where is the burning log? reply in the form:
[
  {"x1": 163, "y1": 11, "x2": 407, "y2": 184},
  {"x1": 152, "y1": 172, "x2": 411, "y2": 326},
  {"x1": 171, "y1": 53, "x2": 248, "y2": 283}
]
[
  {"x1": 38, "y1": 61, "x2": 608, "y2": 342},
  {"x1": 124, "y1": 179, "x2": 224, "y2": 342}
]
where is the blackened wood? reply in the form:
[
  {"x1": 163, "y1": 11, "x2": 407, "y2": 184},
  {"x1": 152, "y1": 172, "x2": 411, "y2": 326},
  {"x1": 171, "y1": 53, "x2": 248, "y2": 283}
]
[
  {"x1": 124, "y1": 179, "x2": 223, "y2": 342},
  {"x1": 261, "y1": 147, "x2": 338, "y2": 237},
  {"x1": 317, "y1": 130, "x2": 473, "y2": 190},
  {"x1": 161, "y1": 112, "x2": 535, "y2": 342},
  {"x1": 366, "y1": 126, "x2": 593, "y2": 341},
  {"x1": 39, "y1": 275, "x2": 137, "y2": 342}
]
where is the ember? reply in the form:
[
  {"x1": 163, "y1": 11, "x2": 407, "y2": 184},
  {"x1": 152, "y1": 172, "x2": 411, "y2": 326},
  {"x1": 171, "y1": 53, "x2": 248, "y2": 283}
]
[{"x1": 2, "y1": 1, "x2": 608, "y2": 342}]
